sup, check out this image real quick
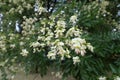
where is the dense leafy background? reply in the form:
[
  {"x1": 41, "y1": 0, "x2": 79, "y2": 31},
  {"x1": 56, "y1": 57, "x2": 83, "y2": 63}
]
[{"x1": 0, "y1": 0, "x2": 120, "y2": 80}]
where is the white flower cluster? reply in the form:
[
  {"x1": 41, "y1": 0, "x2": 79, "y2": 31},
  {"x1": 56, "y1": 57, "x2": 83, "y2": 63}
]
[
  {"x1": 47, "y1": 46, "x2": 57, "y2": 60},
  {"x1": 47, "y1": 41, "x2": 70, "y2": 60},
  {"x1": 8, "y1": 1, "x2": 32, "y2": 14},
  {"x1": 55, "y1": 20, "x2": 66, "y2": 38},
  {"x1": 21, "y1": 17, "x2": 37, "y2": 36},
  {"x1": 71, "y1": 38, "x2": 86, "y2": 54},
  {"x1": 24, "y1": 15, "x2": 94, "y2": 64},
  {"x1": 45, "y1": 19, "x2": 93, "y2": 64},
  {"x1": 70, "y1": 38, "x2": 93, "y2": 56}
]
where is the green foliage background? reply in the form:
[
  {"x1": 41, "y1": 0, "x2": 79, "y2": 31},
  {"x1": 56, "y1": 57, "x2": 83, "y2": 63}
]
[{"x1": 0, "y1": 0, "x2": 120, "y2": 80}]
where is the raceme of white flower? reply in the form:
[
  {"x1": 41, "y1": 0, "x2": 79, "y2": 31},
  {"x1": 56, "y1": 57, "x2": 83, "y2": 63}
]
[
  {"x1": 72, "y1": 56, "x2": 80, "y2": 64},
  {"x1": 47, "y1": 41, "x2": 71, "y2": 60},
  {"x1": 87, "y1": 43, "x2": 94, "y2": 52},
  {"x1": 31, "y1": 42, "x2": 41, "y2": 48},
  {"x1": 21, "y1": 17, "x2": 36, "y2": 36},
  {"x1": 20, "y1": 49, "x2": 29, "y2": 57},
  {"x1": 30, "y1": 41, "x2": 41, "y2": 53},
  {"x1": 47, "y1": 46, "x2": 57, "y2": 60},
  {"x1": 57, "y1": 20, "x2": 66, "y2": 28},
  {"x1": 70, "y1": 15, "x2": 78, "y2": 24},
  {"x1": 55, "y1": 20, "x2": 66, "y2": 38},
  {"x1": 66, "y1": 27, "x2": 81, "y2": 37},
  {"x1": 99, "y1": 76, "x2": 106, "y2": 80},
  {"x1": 70, "y1": 38, "x2": 93, "y2": 56}
]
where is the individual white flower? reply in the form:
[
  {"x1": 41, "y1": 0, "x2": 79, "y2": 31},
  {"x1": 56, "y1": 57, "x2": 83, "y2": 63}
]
[
  {"x1": 10, "y1": 75, "x2": 15, "y2": 80},
  {"x1": 99, "y1": 76, "x2": 106, "y2": 80},
  {"x1": 114, "y1": 76, "x2": 120, "y2": 80},
  {"x1": 60, "y1": 11, "x2": 65, "y2": 14},
  {"x1": 57, "y1": 20, "x2": 66, "y2": 28},
  {"x1": 23, "y1": 16, "x2": 27, "y2": 19},
  {"x1": 47, "y1": 51, "x2": 56, "y2": 60},
  {"x1": 57, "y1": 42, "x2": 64, "y2": 46},
  {"x1": 65, "y1": 49, "x2": 71, "y2": 58},
  {"x1": 45, "y1": 36, "x2": 52, "y2": 41},
  {"x1": 1, "y1": 47, "x2": 7, "y2": 52},
  {"x1": 66, "y1": 27, "x2": 75, "y2": 37},
  {"x1": 71, "y1": 38, "x2": 86, "y2": 44},
  {"x1": 40, "y1": 27, "x2": 46, "y2": 34},
  {"x1": 80, "y1": 49, "x2": 86, "y2": 56},
  {"x1": 57, "y1": 47, "x2": 66, "y2": 60},
  {"x1": 55, "y1": 29, "x2": 65, "y2": 38},
  {"x1": 37, "y1": 36, "x2": 42, "y2": 41},
  {"x1": 74, "y1": 30, "x2": 81, "y2": 36},
  {"x1": 70, "y1": 15, "x2": 78, "y2": 24},
  {"x1": 73, "y1": 56, "x2": 80, "y2": 64},
  {"x1": 33, "y1": 48, "x2": 37, "y2": 53},
  {"x1": 40, "y1": 43, "x2": 45, "y2": 47},
  {"x1": 87, "y1": 43, "x2": 94, "y2": 52},
  {"x1": 0, "y1": 35, "x2": 6, "y2": 40},
  {"x1": 10, "y1": 44, "x2": 16, "y2": 48},
  {"x1": 26, "y1": 4, "x2": 32, "y2": 10},
  {"x1": 20, "y1": 49, "x2": 29, "y2": 57},
  {"x1": 19, "y1": 42, "x2": 25, "y2": 46},
  {"x1": 31, "y1": 42, "x2": 40, "y2": 47}
]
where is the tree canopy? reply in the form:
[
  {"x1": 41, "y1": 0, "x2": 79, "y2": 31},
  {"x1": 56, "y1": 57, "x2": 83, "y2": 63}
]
[{"x1": 0, "y1": 0, "x2": 120, "y2": 80}]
